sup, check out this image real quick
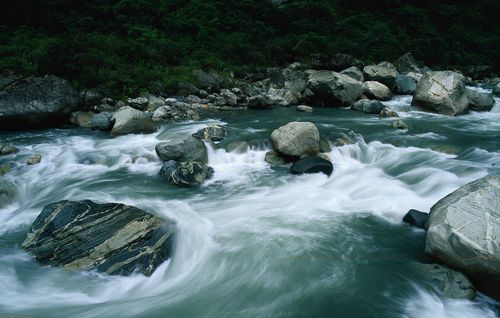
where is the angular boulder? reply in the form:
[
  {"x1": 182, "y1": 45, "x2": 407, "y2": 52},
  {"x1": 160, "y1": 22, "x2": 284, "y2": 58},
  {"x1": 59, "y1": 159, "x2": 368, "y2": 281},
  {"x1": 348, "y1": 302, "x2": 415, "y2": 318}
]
[
  {"x1": 271, "y1": 122, "x2": 320, "y2": 159},
  {"x1": 0, "y1": 75, "x2": 80, "y2": 129},
  {"x1": 159, "y1": 160, "x2": 214, "y2": 187},
  {"x1": 363, "y1": 81, "x2": 393, "y2": 101},
  {"x1": 192, "y1": 124, "x2": 227, "y2": 142},
  {"x1": 306, "y1": 70, "x2": 363, "y2": 106},
  {"x1": 467, "y1": 89, "x2": 495, "y2": 112},
  {"x1": 412, "y1": 71, "x2": 470, "y2": 115},
  {"x1": 394, "y1": 52, "x2": 420, "y2": 73},
  {"x1": 340, "y1": 66, "x2": 364, "y2": 82},
  {"x1": 352, "y1": 99, "x2": 385, "y2": 114},
  {"x1": 425, "y1": 176, "x2": 500, "y2": 299},
  {"x1": 155, "y1": 136, "x2": 208, "y2": 163},
  {"x1": 22, "y1": 200, "x2": 176, "y2": 276},
  {"x1": 290, "y1": 156, "x2": 333, "y2": 176},
  {"x1": 403, "y1": 209, "x2": 428, "y2": 229},
  {"x1": 91, "y1": 113, "x2": 112, "y2": 131},
  {"x1": 111, "y1": 106, "x2": 157, "y2": 136},
  {"x1": 363, "y1": 65, "x2": 399, "y2": 90},
  {"x1": 395, "y1": 75, "x2": 417, "y2": 95}
]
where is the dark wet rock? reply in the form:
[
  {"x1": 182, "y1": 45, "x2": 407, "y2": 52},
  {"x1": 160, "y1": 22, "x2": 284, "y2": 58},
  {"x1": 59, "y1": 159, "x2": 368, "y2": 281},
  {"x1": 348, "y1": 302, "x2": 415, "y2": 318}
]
[
  {"x1": 395, "y1": 75, "x2": 417, "y2": 95},
  {"x1": 379, "y1": 107, "x2": 399, "y2": 118},
  {"x1": 271, "y1": 122, "x2": 320, "y2": 159},
  {"x1": 0, "y1": 145, "x2": 19, "y2": 156},
  {"x1": 352, "y1": 99, "x2": 385, "y2": 114},
  {"x1": 159, "y1": 160, "x2": 214, "y2": 187},
  {"x1": 363, "y1": 81, "x2": 392, "y2": 101},
  {"x1": 91, "y1": 113, "x2": 113, "y2": 131},
  {"x1": 265, "y1": 151, "x2": 286, "y2": 165},
  {"x1": 306, "y1": 70, "x2": 363, "y2": 106},
  {"x1": 296, "y1": 105, "x2": 313, "y2": 113},
  {"x1": 22, "y1": 200, "x2": 176, "y2": 276},
  {"x1": 394, "y1": 52, "x2": 420, "y2": 73},
  {"x1": 127, "y1": 97, "x2": 149, "y2": 111},
  {"x1": 340, "y1": 66, "x2": 364, "y2": 82},
  {"x1": 27, "y1": 154, "x2": 42, "y2": 165},
  {"x1": 392, "y1": 120, "x2": 408, "y2": 130},
  {"x1": 412, "y1": 71, "x2": 469, "y2": 116},
  {"x1": 403, "y1": 209, "x2": 428, "y2": 229},
  {"x1": 319, "y1": 138, "x2": 332, "y2": 153},
  {"x1": 111, "y1": 106, "x2": 157, "y2": 136},
  {"x1": 290, "y1": 156, "x2": 333, "y2": 176},
  {"x1": 0, "y1": 164, "x2": 11, "y2": 176},
  {"x1": 70, "y1": 111, "x2": 94, "y2": 128},
  {"x1": 363, "y1": 65, "x2": 399, "y2": 90},
  {"x1": 425, "y1": 175, "x2": 500, "y2": 300},
  {"x1": 247, "y1": 94, "x2": 273, "y2": 109},
  {"x1": 467, "y1": 89, "x2": 495, "y2": 112},
  {"x1": 192, "y1": 124, "x2": 227, "y2": 142},
  {"x1": 0, "y1": 75, "x2": 80, "y2": 129},
  {"x1": 493, "y1": 83, "x2": 500, "y2": 97},
  {"x1": 418, "y1": 263, "x2": 476, "y2": 300},
  {"x1": 0, "y1": 179, "x2": 16, "y2": 207},
  {"x1": 155, "y1": 137, "x2": 208, "y2": 163}
]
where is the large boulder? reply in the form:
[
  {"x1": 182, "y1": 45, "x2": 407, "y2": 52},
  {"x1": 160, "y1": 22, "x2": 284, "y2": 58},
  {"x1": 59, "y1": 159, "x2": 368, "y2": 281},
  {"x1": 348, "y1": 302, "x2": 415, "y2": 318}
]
[
  {"x1": 363, "y1": 81, "x2": 392, "y2": 101},
  {"x1": 412, "y1": 71, "x2": 469, "y2": 115},
  {"x1": 290, "y1": 156, "x2": 333, "y2": 176},
  {"x1": 351, "y1": 99, "x2": 385, "y2": 114},
  {"x1": 0, "y1": 75, "x2": 80, "y2": 129},
  {"x1": 340, "y1": 66, "x2": 364, "y2": 82},
  {"x1": 271, "y1": 122, "x2": 320, "y2": 159},
  {"x1": 159, "y1": 160, "x2": 214, "y2": 187},
  {"x1": 425, "y1": 176, "x2": 500, "y2": 299},
  {"x1": 363, "y1": 65, "x2": 399, "y2": 90},
  {"x1": 91, "y1": 113, "x2": 112, "y2": 131},
  {"x1": 111, "y1": 106, "x2": 157, "y2": 136},
  {"x1": 395, "y1": 74, "x2": 417, "y2": 95},
  {"x1": 266, "y1": 67, "x2": 307, "y2": 106},
  {"x1": 22, "y1": 200, "x2": 176, "y2": 276},
  {"x1": 247, "y1": 94, "x2": 273, "y2": 109},
  {"x1": 155, "y1": 136, "x2": 208, "y2": 163},
  {"x1": 394, "y1": 52, "x2": 420, "y2": 73},
  {"x1": 467, "y1": 89, "x2": 495, "y2": 112},
  {"x1": 306, "y1": 70, "x2": 363, "y2": 106}
]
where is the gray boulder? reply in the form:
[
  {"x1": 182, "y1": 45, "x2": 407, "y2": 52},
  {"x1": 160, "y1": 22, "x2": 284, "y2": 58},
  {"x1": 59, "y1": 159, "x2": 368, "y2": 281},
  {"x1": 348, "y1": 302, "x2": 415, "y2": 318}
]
[
  {"x1": 192, "y1": 124, "x2": 227, "y2": 142},
  {"x1": 412, "y1": 71, "x2": 469, "y2": 115},
  {"x1": 0, "y1": 179, "x2": 16, "y2": 208},
  {"x1": 418, "y1": 264, "x2": 476, "y2": 300},
  {"x1": 247, "y1": 94, "x2": 273, "y2": 109},
  {"x1": 306, "y1": 70, "x2": 363, "y2": 106},
  {"x1": 0, "y1": 75, "x2": 80, "y2": 129},
  {"x1": 493, "y1": 83, "x2": 500, "y2": 97},
  {"x1": 425, "y1": 176, "x2": 500, "y2": 299},
  {"x1": 111, "y1": 106, "x2": 157, "y2": 136},
  {"x1": 290, "y1": 156, "x2": 333, "y2": 176},
  {"x1": 395, "y1": 75, "x2": 417, "y2": 95},
  {"x1": 352, "y1": 99, "x2": 385, "y2": 114},
  {"x1": 127, "y1": 97, "x2": 149, "y2": 110},
  {"x1": 70, "y1": 111, "x2": 94, "y2": 128},
  {"x1": 91, "y1": 113, "x2": 112, "y2": 131},
  {"x1": 159, "y1": 160, "x2": 214, "y2": 187},
  {"x1": 394, "y1": 52, "x2": 420, "y2": 73},
  {"x1": 155, "y1": 137, "x2": 208, "y2": 163},
  {"x1": 340, "y1": 66, "x2": 364, "y2": 82},
  {"x1": 266, "y1": 67, "x2": 306, "y2": 106},
  {"x1": 22, "y1": 200, "x2": 175, "y2": 276},
  {"x1": 363, "y1": 65, "x2": 399, "y2": 90},
  {"x1": 363, "y1": 81, "x2": 392, "y2": 101},
  {"x1": 146, "y1": 95, "x2": 165, "y2": 111},
  {"x1": 467, "y1": 89, "x2": 495, "y2": 112},
  {"x1": 271, "y1": 122, "x2": 320, "y2": 159}
]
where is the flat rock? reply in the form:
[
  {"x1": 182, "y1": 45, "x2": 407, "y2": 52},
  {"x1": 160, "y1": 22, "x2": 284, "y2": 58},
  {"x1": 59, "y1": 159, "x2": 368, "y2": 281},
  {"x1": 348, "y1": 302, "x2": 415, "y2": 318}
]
[{"x1": 352, "y1": 99, "x2": 385, "y2": 114}]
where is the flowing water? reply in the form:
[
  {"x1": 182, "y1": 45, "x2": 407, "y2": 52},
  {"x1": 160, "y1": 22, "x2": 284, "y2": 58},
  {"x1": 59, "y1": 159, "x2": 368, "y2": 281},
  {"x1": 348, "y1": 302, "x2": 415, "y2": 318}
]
[{"x1": 1, "y1": 87, "x2": 499, "y2": 318}]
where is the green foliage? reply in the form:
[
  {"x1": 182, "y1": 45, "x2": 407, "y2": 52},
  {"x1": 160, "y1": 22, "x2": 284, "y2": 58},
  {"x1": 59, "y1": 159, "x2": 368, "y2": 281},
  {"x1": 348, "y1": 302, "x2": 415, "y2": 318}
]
[{"x1": 0, "y1": 0, "x2": 498, "y2": 95}]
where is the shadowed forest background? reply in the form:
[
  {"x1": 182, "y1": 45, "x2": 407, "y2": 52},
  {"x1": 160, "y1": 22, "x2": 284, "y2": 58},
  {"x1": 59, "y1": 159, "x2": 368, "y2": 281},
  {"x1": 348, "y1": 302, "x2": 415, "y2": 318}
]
[{"x1": 1, "y1": 0, "x2": 499, "y2": 95}]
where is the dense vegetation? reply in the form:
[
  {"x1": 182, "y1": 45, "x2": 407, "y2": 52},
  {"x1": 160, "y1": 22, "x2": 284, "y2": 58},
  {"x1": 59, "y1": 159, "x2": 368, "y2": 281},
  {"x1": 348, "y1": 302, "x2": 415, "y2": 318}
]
[{"x1": 1, "y1": 0, "x2": 499, "y2": 95}]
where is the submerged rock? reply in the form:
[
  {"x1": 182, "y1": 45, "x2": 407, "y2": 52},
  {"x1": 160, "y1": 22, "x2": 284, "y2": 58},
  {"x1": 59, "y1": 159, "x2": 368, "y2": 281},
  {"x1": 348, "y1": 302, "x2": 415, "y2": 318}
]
[
  {"x1": 290, "y1": 156, "x2": 333, "y2": 176},
  {"x1": 412, "y1": 71, "x2": 469, "y2": 115},
  {"x1": 418, "y1": 263, "x2": 476, "y2": 300},
  {"x1": 22, "y1": 200, "x2": 176, "y2": 276},
  {"x1": 192, "y1": 124, "x2": 226, "y2": 142},
  {"x1": 379, "y1": 107, "x2": 399, "y2": 118},
  {"x1": 403, "y1": 209, "x2": 428, "y2": 229},
  {"x1": 0, "y1": 164, "x2": 11, "y2": 176},
  {"x1": 296, "y1": 105, "x2": 313, "y2": 113},
  {"x1": 27, "y1": 154, "x2": 42, "y2": 165},
  {"x1": 111, "y1": 106, "x2": 157, "y2": 136},
  {"x1": 352, "y1": 99, "x2": 385, "y2": 114},
  {"x1": 392, "y1": 120, "x2": 408, "y2": 130},
  {"x1": 467, "y1": 89, "x2": 495, "y2": 112},
  {"x1": 425, "y1": 175, "x2": 500, "y2": 300},
  {"x1": 156, "y1": 136, "x2": 208, "y2": 163},
  {"x1": 271, "y1": 122, "x2": 320, "y2": 159},
  {"x1": 0, "y1": 145, "x2": 19, "y2": 156},
  {"x1": 159, "y1": 160, "x2": 214, "y2": 187},
  {"x1": 306, "y1": 70, "x2": 363, "y2": 106},
  {"x1": 265, "y1": 151, "x2": 286, "y2": 165},
  {"x1": 0, "y1": 179, "x2": 16, "y2": 208}
]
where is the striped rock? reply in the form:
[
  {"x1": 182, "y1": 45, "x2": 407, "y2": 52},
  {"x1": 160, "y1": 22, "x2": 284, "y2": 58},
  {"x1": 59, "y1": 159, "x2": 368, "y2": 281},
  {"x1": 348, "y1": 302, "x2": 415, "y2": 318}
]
[{"x1": 22, "y1": 200, "x2": 176, "y2": 276}]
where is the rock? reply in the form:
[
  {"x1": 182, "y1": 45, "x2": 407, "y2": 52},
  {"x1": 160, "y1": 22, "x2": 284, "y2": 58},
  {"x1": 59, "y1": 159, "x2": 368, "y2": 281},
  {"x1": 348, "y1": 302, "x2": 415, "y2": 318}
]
[
  {"x1": 22, "y1": 200, "x2": 175, "y2": 276},
  {"x1": 69, "y1": 111, "x2": 94, "y2": 128},
  {"x1": 266, "y1": 67, "x2": 307, "y2": 106},
  {"x1": 146, "y1": 95, "x2": 165, "y2": 111},
  {"x1": 159, "y1": 160, "x2": 214, "y2": 187},
  {"x1": 310, "y1": 53, "x2": 364, "y2": 71},
  {"x1": 493, "y1": 83, "x2": 500, "y2": 97},
  {"x1": 412, "y1": 71, "x2": 469, "y2": 115},
  {"x1": 363, "y1": 65, "x2": 399, "y2": 89},
  {"x1": 0, "y1": 75, "x2": 80, "y2": 129},
  {"x1": 0, "y1": 145, "x2": 19, "y2": 156},
  {"x1": 220, "y1": 89, "x2": 239, "y2": 106},
  {"x1": 394, "y1": 52, "x2": 420, "y2": 73},
  {"x1": 27, "y1": 154, "x2": 42, "y2": 165},
  {"x1": 127, "y1": 97, "x2": 149, "y2": 110},
  {"x1": 192, "y1": 124, "x2": 226, "y2": 142},
  {"x1": 395, "y1": 75, "x2": 417, "y2": 95},
  {"x1": 467, "y1": 89, "x2": 495, "y2": 112},
  {"x1": 419, "y1": 264, "x2": 476, "y2": 300},
  {"x1": 425, "y1": 176, "x2": 500, "y2": 299},
  {"x1": 406, "y1": 72, "x2": 423, "y2": 84},
  {"x1": 155, "y1": 137, "x2": 208, "y2": 163},
  {"x1": 306, "y1": 70, "x2": 364, "y2": 106},
  {"x1": 247, "y1": 95, "x2": 273, "y2": 109},
  {"x1": 265, "y1": 151, "x2": 286, "y2": 165},
  {"x1": 110, "y1": 106, "x2": 157, "y2": 136},
  {"x1": 296, "y1": 105, "x2": 313, "y2": 113},
  {"x1": 290, "y1": 156, "x2": 333, "y2": 176},
  {"x1": 379, "y1": 107, "x2": 399, "y2": 118},
  {"x1": 340, "y1": 66, "x2": 364, "y2": 82},
  {"x1": 392, "y1": 120, "x2": 408, "y2": 130},
  {"x1": 319, "y1": 138, "x2": 332, "y2": 153},
  {"x1": 352, "y1": 99, "x2": 385, "y2": 114},
  {"x1": 403, "y1": 209, "x2": 428, "y2": 229},
  {"x1": 271, "y1": 122, "x2": 320, "y2": 159},
  {"x1": 90, "y1": 113, "x2": 112, "y2": 131},
  {"x1": 0, "y1": 179, "x2": 15, "y2": 207},
  {"x1": 0, "y1": 164, "x2": 11, "y2": 176},
  {"x1": 363, "y1": 81, "x2": 393, "y2": 101}
]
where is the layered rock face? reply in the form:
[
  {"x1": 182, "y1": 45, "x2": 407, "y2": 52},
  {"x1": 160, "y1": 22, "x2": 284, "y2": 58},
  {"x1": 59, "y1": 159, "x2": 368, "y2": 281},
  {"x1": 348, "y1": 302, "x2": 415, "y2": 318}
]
[{"x1": 22, "y1": 200, "x2": 176, "y2": 276}]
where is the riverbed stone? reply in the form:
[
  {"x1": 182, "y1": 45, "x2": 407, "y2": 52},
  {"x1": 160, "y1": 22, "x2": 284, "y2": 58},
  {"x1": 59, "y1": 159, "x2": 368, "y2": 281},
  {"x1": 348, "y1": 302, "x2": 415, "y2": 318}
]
[
  {"x1": 306, "y1": 70, "x2": 364, "y2": 106},
  {"x1": 111, "y1": 106, "x2": 157, "y2": 136},
  {"x1": 0, "y1": 179, "x2": 16, "y2": 208},
  {"x1": 340, "y1": 66, "x2": 364, "y2": 82},
  {"x1": 159, "y1": 160, "x2": 214, "y2": 187},
  {"x1": 412, "y1": 71, "x2": 469, "y2": 115},
  {"x1": 0, "y1": 145, "x2": 19, "y2": 156},
  {"x1": 467, "y1": 89, "x2": 495, "y2": 112},
  {"x1": 493, "y1": 83, "x2": 500, "y2": 97},
  {"x1": 271, "y1": 122, "x2": 320, "y2": 159},
  {"x1": 418, "y1": 263, "x2": 476, "y2": 300},
  {"x1": 22, "y1": 200, "x2": 176, "y2": 276},
  {"x1": 363, "y1": 65, "x2": 399, "y2": 90},
  {"x1": 155, "y1": 136, "x2": 208, "y2": 163},
  {"x1": 70, "y1": 111, "x2": 94, "y2": 128},
  {"x1": 352, "y1": 99, "x2": 385, "y2": 114},
  {"x1": 395, "y1": 74, "x2": 417, "y2": 95},
  {"x1": 425, "y1": 175, "x2": 500, "y2": 300},
  {"x1": 395, "y1": 52, "x2": 420, "y2": 73},
  {"x1": 192, "y1": 124, "x2": 226, "y2": 142},
  {"x1": 392, "y1": 120, "x2": 408, "y2": 130},
  {"x1": 265, "y1": 151, "x2": 286, "y2": 165},
  {"x1": 290, "y1": 156, "x2": 333, "y2": 176},
  {"x1": 379, "y1": 107, "x2": 399, "y2": 118},
  {"x1": 403, "y1": 209, "x2": 428, "y2": 229},
  {"x1": 91, "y1": 113, "x2": 112, "y2": 131},
  {"x1": 296, "y1": 105, "x2": 313, "y2": 113},
  {"x1": 363, "y1": 81, "x2": 392, "y2": 101},
  {"x1": 27, "y1": 154, "x2": 42, "y2": 165}
]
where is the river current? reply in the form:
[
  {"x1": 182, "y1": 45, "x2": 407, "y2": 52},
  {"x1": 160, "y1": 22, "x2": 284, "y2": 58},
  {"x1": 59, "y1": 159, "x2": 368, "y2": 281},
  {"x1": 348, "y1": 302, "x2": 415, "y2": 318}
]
[{"x1": 1, "y1": 87, "x2": 499, "y2": 318}]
